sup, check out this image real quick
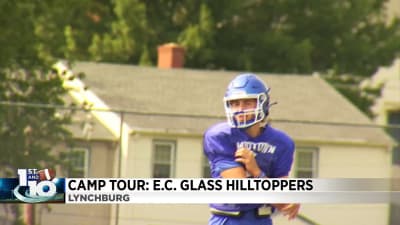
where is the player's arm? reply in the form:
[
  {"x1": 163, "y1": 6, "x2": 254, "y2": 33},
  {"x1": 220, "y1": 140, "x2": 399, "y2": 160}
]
[
  {"x1": 234, "y1": 147, "x2": 263, "y2": 177},
  {"x1": 268, "y1": 138, "x2": 300, "y2": 219},
  {"x1": 221, "y1": 165, "x2": 300, "y2": 219},
  {"x1": 220, "y1": 166, "x2": 247, "y2": 178},
  {"x1": 274, "y1": 203, "x2": 300, "y2": 220},
  {"x1": 221, "y1": 147, "x2": 264, "y2": 178},
  {"x1": 272, "y1": 175, "x2": 301, "y2": 220}
]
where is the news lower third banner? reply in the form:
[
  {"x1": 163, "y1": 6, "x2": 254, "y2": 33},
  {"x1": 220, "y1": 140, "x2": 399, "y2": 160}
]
[{"x1": 0, "y1": 169, "x2": 399, "y2": 204}]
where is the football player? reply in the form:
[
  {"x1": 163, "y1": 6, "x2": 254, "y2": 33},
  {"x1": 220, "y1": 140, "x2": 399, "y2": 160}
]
[{"x1": 203, "y1": 73, "x2": 300, "y2": 225}]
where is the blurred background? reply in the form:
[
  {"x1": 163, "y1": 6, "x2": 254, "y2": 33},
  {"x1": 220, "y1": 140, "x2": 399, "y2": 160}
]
[{"x1": 0, "y1": 0, "x2": 399, "y2": 225}]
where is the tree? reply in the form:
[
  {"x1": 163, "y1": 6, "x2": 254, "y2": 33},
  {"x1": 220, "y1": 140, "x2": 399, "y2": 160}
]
[
  {"x1": 209, "y1": 0, "x2": 400, "y2": 75},
  {"x1": 0, "y1": 0, "x2": 72, "y2": 175},
  {"x1": 28, "y1": 0, "x2": 400, "y2": 75},
  {"x1": 33, "y1": 0, "x2": 114, "y2": 61},
  {"x1": 178, "y1": 2, "x2": 216, "y2": 68},
  {"x1": 0, "y1": 70, "x2": 72, "y2": 174},
  {"x1": 88, "y1": 0, "x2": 144, "y2": 62},
  {"x1": 0, "y1": 1, "x2": 74, "y2": 224},
  {"x1": 87, "y1": 0, "x2": 217, "y2": 67}
]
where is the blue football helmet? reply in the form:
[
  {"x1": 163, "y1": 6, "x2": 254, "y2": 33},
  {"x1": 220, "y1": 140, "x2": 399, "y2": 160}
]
[{"x1": 223, "y1": 73, "x2": 270, "y2": 128}]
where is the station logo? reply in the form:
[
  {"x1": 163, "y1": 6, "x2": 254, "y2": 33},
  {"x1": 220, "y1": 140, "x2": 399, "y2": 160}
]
[{"x1": 0, "y1": 169, "x2": 65, "y2": 203}]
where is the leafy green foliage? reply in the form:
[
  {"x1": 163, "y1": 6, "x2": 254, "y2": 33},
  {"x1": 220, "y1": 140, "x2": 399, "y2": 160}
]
[
  {"x1": 20, "y1": 0, "x2": 399, "y2": 76},
  {"x1": 0, "y1": 1, "x2": 74, "y2": 175},
  {"x1": 209, "y1": 0, "x2": 400, "y2": 75},
  {"x1": 0, "y1": 2, "x2": 74, "y2": 219},
  {"x1": 0, "y1": 70, "x2": 72, "y2": 176},
  {"x1": 0, "y1": 1, "x2": 42, "y2": 69}
]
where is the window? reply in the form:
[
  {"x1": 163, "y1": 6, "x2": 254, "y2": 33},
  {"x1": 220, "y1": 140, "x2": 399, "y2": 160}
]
[
  {"x1": 294, "y1": 147, "x2": 318, "y2": 178},
  {"x1": 202, "y1": 155, "x2": 211, "y2": 178},
  {"x1": 152, "y1": 140, "x2": 176, "y2": 178},
  {"x1": 387, "y1": 111, "x2": 400, "y2": 165},
  {"x1": 67, "y1": 147, "x2": 89, "y2": 178}
]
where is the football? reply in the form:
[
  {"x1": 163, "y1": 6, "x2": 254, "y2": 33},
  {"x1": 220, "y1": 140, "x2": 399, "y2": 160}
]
[{"x1": 38, "y1": 169, "x2": 56, "y2": 181}]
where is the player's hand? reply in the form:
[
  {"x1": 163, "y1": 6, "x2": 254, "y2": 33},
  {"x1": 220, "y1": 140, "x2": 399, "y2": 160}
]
[
  {"x1": 234, "y1": 147, "x2": 261, "y2": 177},
  {"x1": 273, "y1": 203, "x2": 300, "y2": 220}
]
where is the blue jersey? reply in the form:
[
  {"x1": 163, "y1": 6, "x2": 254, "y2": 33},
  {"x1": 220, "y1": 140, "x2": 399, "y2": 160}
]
[{"x1": 203, "y1": 122, "x2": 295, "y2": 212}]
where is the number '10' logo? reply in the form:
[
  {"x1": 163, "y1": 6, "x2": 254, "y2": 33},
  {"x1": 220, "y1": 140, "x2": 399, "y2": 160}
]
[{"x1": 17, "y1": 169, "x2": 57, "y2": 197}]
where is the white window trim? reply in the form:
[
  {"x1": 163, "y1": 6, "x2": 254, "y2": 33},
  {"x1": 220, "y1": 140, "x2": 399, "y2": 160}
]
[
  {"x1": 70, "y1": 147, "x2": 90, "y2": 177},
  {"x1": 387, "y1": 110, "x2": 400, "y2": 165},
  {"x1": 152, "y1": 140, "x2": 176, "y2": 178},
  {"x1": 294, "y1": 147, "x2": 319, "y2": 178}
]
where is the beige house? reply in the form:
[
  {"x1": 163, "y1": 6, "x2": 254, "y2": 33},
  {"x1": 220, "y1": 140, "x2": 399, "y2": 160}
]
[
  {"x1": 364, "y1": 58, "x2": 400, "y2": 224},
  {"x1": 364, "y1": 58, "x2": 400, "y2": 175},
  {"x1": 38, "y1": 45, "x2": 396, "y2": 225}
]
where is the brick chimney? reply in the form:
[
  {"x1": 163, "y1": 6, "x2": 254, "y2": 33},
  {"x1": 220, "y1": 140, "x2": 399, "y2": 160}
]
[{"x1": 157, "y1": 43, "x2": 185, "y2": 68}]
